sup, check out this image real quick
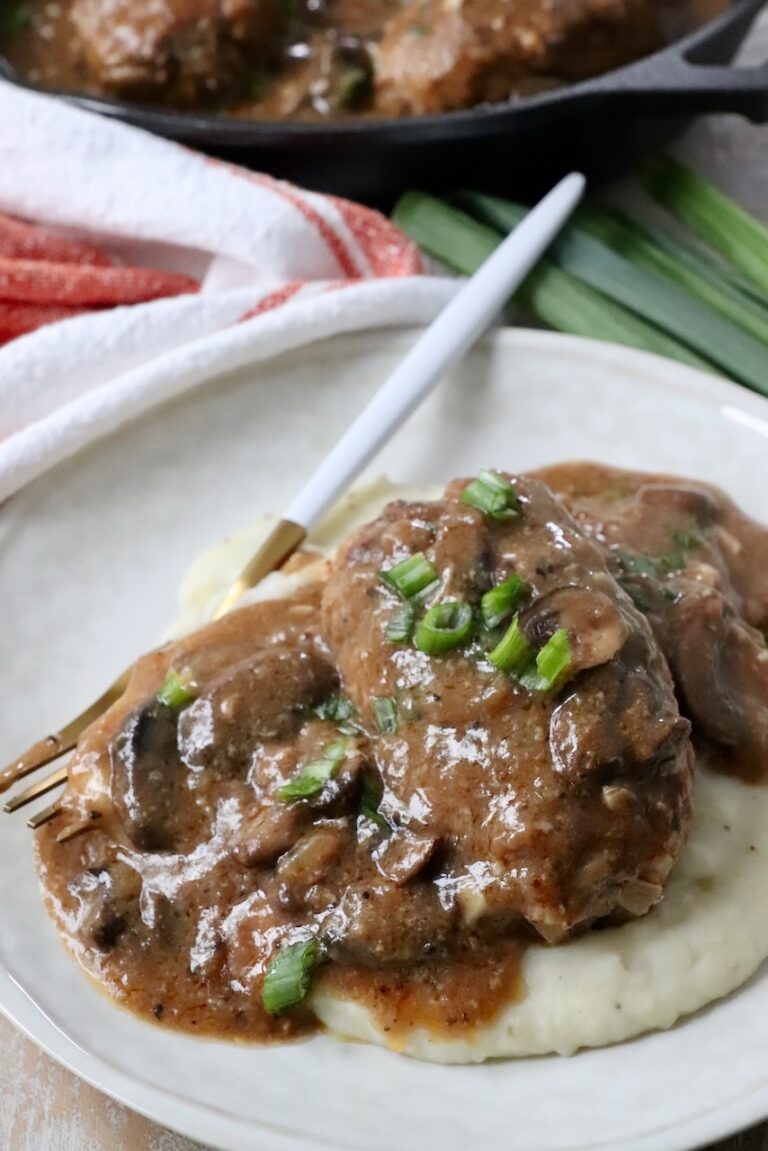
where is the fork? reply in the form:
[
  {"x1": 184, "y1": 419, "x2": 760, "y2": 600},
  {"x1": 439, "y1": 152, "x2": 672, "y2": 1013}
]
[{"x1": 1, "y1": 172, "x2": 585, "y2": 828}]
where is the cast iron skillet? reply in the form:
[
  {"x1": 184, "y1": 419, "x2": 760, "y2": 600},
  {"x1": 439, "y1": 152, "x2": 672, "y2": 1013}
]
[{"x1": 2, "y1": 0, "x2": 767, "y2": 205}]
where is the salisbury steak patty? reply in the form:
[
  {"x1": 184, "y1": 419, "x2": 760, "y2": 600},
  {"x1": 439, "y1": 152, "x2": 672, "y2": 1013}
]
[
  {"x1": 70, "y1": 0, "x2": 286, "y2": 102},
  {"x1": 36, "y1": 471, "x2": 694, "y2": 1044},
  {"x1": 374, "y1": 0, "x2": 663, "y2": 115},
  {"x1": 322, "y1": 474, "x2": 694, "y2": 943},
  {"x1": 538, "y1": 462, "x2": 768, "y2": 781}
]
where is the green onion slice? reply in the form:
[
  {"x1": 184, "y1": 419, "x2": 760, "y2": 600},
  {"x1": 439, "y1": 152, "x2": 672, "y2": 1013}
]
[
  {"x1": 359, "y1": 774, "x2": 391, "y2": 834},
  {"x1": 314, "y1": 693, "x2": 358, "y2": 734},
  {"x1": 615, "y1": 550, "x2": 664, "y2": 580},
  {"x1": 262, "y1": 939, "x2": 319, "y2": 1015},
  {"x1": 277, "y1": 739, "x2": 349, "y2": 802},
  {"x1": 414, "y1": 600, "x2": 473, "y2": 656},
  {"x1": 520, "y1": 628, "x2": 572, "y2": 692},
  {"x1": 156, "y1": 667, "x2": 196, "y2": 711},
  {"x1": 481, "y1": 575, "x2": 526, "y2": 628},
  {"x1": 461, "y1": 471, "x2": 521, "y2": 522},
  {"x1": 385, "y1": 602, "x2": 415, "y2": 644},
  {"x1": 372, "y1": 697, "x2": 398, "y2": 734},
  {"x1": 487, "y1": 615, "x2": 532, "y2": 674},
  {"x1": 1, "y1": 3, "x2": 33, "y2": 35},
  {"x1": 379, "y1": 552, "x2": 438, "y2": 600}
]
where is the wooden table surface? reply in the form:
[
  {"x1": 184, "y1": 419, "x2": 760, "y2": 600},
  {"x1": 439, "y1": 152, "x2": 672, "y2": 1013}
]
[{"x1": 3, "y1": 13, "x2": 767, "y2": 1149}]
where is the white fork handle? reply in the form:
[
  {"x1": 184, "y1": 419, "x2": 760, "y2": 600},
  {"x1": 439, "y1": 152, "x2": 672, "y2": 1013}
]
[{"x1": 286, "y1": 171, "x2": 585, "y2": 531}]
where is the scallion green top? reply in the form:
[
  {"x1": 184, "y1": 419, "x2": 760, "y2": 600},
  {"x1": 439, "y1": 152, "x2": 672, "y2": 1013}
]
[
  {"x1": 277, "y1": 739, "x2": 349, "y2": 802},
  {"x1": 262, "y1": 939, "x2": 319, "y2": 1015},
  {"x1": 414, "y1": 600, "x2": 474, "y2": 656},
  {"x1": 481, "y1": 574, "x2": 526, "y2": 628},
  {"x1": 520, "y1": 628, "x2": 572, "y2": 692},
  {"x1": 379, "y1": 552, "x2": 438, "y2": 600},
  {"x1": 156, "y1": 667, "x2": 196, "y2": 711},
  {"x1": 461, "y1": 471, "x2": 520, "y2": 522},
  {"x1": 372, "y1": 697, "x2": 398, "y2": 734},
  {"x1": 487, "y1": 615, "x2": 532, "y2": 674}
]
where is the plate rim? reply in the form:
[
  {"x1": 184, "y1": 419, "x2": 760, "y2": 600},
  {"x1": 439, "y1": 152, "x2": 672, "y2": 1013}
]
[{"x1": 3, "y1": 327, "x2": 768, "y2": 1151}]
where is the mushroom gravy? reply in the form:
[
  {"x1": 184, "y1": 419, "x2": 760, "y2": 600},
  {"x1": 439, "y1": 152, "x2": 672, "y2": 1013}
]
[
  {"x1": 2, "y1": 0, "x2": 729, "y2": 120},
  {"x1": 34, "y1": 465, "x2": 768, "y2": 1045}
]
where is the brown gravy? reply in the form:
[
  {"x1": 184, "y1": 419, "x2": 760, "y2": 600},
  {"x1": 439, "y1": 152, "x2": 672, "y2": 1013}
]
[
  {"x1": 32, "y1": 466, "x2": 768, "y2": 1049},
  {"x1": 320, "y1": 941, "x2": 526, "y2": 1040},
  {"x1": 2, "y1": 0, "x2": 729, "y2": 121}
]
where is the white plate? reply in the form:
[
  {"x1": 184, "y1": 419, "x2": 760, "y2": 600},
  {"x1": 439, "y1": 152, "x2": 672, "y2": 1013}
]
[{"x1": 1, "y1": 329, "x2": 768, "y2": 1151}]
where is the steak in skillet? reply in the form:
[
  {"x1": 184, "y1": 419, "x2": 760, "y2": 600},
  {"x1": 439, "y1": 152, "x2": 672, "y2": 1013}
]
[{"x1": 70, "y1": 0, "x2": 286, "y2": 102}]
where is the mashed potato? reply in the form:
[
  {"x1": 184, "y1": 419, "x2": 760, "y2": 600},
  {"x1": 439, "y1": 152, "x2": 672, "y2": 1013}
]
[{"x1": 172, "y1": 480, "x2": 768, "y2": 1062}]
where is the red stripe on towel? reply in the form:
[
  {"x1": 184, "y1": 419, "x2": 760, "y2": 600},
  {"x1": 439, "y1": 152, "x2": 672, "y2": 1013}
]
[
  {"x1": 0, "y1": 213, "x2": 115, "y2": 268},
  {"x1": 327, "y1": 196, "x2": 423, "y2": 277},
  {"x1": 238, "y1": 281, "x2": 305, "y2": 322}
]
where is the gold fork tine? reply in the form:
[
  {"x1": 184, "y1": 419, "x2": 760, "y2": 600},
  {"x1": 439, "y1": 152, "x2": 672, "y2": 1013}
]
[
  {"x1": 212, "y1": 519, "x2": 306, "y2": 620},
  {"x1": 27, "y1": 799, "x2": 63, "y2": 831},
  {"x1": 4, "y1": 520, "x2": 306, "y2": 828},
  {"x1": 0, "y1": 669, "x2": 131, "y2": 795},
  {"x1": 4, "y1": 764, "x2": 69, "y2": 814}
]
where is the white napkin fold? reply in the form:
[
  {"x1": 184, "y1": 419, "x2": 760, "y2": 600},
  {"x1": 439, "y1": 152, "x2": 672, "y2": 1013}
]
[{"x1": 0, "y1": 80, "x2": 456, "y2": 503}]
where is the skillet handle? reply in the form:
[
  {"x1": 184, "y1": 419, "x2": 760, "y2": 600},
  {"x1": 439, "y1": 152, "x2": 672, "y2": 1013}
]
[{"x1": 590, "y1": 52, "x2": 768, "y2": 123}]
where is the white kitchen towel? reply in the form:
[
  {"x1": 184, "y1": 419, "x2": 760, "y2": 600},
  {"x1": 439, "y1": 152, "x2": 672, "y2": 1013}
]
[{"x1": 0, "y1": 79, "x2": 457, "y2": 503}]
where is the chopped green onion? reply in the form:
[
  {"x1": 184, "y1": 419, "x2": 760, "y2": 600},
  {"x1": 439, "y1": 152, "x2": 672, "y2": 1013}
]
[
  {"x1": 157, "y1": 667, "x2": 196, "y2": 710},
  {"x1": 277, "y1": 739, "x2": 349, "y2": 802},
  {"x1": 615, "y1": 550, "x2": 664, "y2": 579},
  {"x1": 313, "y1": 693, "x2": 358, "y2": 734},
  {"x1": 335, "y1": 62, "x2": 371, "y2": 110},
  {"x1": 669, "y1": 526, "x2": 703, "y2": 551},
  {"x1": 641, "y1": 155, "x2": 768, "y2": 296},
  {"x1": 414, "y1": 600, "x2": 474, "y2": 656},
  {"x1": 379, "y1": 552, "x2": 438, "y2": 600},
  {"x1": 241, "y1": 66, "x2": 271, "y2": 102},
  {"x1": 461, "y1": 471, "x2": 520, "y2": 522},
  {"x1": 0, "y1": 3, "x2": 33, "y2": 35},
  {"x1": 487, "y1": 615, "x2": 532, "y2": 674},
  {"x1": 372, "y1": 697, "x2": 398, "y2": 734},
  {"x1": 262, "y1": 939, "x2": 319, "y2": 1015},
  {"x1": 520, "y1": 628, "x2": 572, "y2": 692},
  {"x1": 481, "y1": 574, "x2": 526, "y2": 628},
  {"x1": 396, "y1": 688, "x2": 421, "y2": 723},
  {"x1": 359, "y1": 774, "x2": 391, "y2": 833},
  {"x1": 386, "y1": 602, "x2": 415, "y2": 644}
]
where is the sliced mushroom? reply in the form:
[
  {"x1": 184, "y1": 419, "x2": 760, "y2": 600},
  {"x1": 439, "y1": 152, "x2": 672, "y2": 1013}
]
[
  {"x1": 521, "y1": 586, "x2": 629, "y2": 675},
  {"x1": 111, "y1": 701, "x2": 184, "y2": 851},
  {"x1": 276, "y1": 821, "x2": 349, "y2": 903},
  {"x1": 308, "y1": 747, "x2": 366, "y2": 813},
  {"x1": 637, "y1": 483, "x2": 718, "y2": 528},
  {"x1": 322, "y1": 881, "x2": 457, "y2": 966},
  {"x1": 178, "y1": 647, "x2": 337, "y2": 776},
  {"x1": 373, "y1": 828, "x2": 439, "y2": 885},
  {"x1": 668, "y1": 591, "x2": 768, "y2": 776},
  {"x1": 78, "y1": 861, "x2": 141, "y2": 951},
  {"x1": 233, "y1": 803, "x2": 309, "y2": 867},
  {"x1": 549, "y1": 659, "x2": 691, "y2": 778}
]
